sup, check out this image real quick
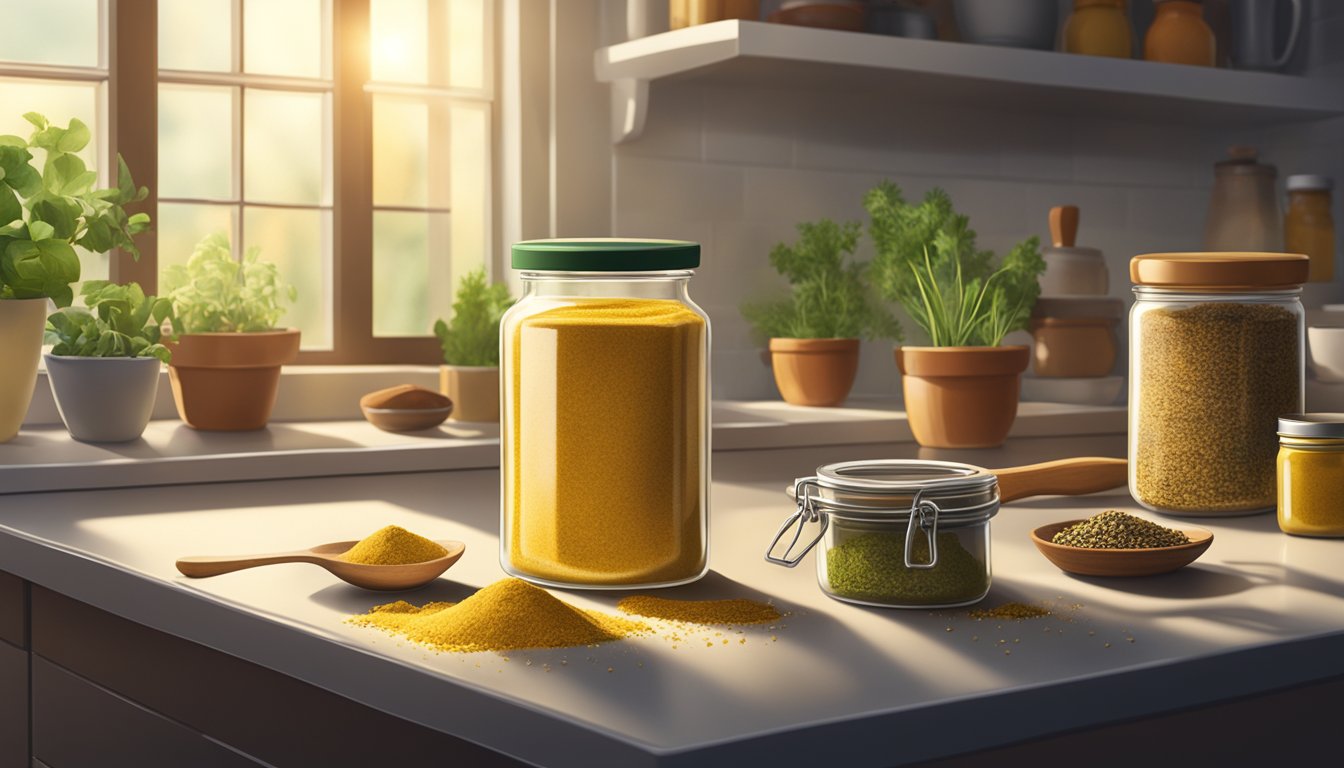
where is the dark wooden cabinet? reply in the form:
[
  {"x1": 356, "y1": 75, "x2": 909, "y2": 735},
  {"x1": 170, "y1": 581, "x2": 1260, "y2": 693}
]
[
  {"x1": 0, "y1": 570, "x2": 24, "y2": 648},
  {"x1": 0, "y1": 640, "x2": 28, "y2": 768}
]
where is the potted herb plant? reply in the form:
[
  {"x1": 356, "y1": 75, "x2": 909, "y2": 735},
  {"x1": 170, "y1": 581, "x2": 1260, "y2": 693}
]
[
  {"x1": 742, "y1": 219, "x2": 901, "y2": 407},
  {"x1": 162, "y1": 232, "x2": 299, "y2": 431},
  {"x1": 433, "y1": 268, "x2": 514, "y2": 422},
  {"x1": 866, "y1": 183, "x2": 1044, "y2": 448},
  {"x1": 43, "y1": 281, "x2": 175, "y2": 442},
  {"x1": 0, "y1": 113, "x2": 149, "y2": 442}
]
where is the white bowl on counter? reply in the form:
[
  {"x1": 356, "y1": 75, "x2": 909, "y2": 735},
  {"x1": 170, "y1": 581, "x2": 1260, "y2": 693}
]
[
  {"x1": 1021, "y1": 375, "x2": 1124, "y2": 406},
  {"x1": 1308, "y1": 327, "x2": 1344, "y2": 383}
]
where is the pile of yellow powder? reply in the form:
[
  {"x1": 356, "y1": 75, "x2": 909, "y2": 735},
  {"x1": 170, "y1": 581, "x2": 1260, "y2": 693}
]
[
  {"x1": 341, "y1": 525, "x2": 448, "y2": 565},
  {"x1": 617, "y1": 595, "x2": 781, "y2": 626},
  {"x1": 348, "y1": 578, "x2": 648, "y2": 653}
]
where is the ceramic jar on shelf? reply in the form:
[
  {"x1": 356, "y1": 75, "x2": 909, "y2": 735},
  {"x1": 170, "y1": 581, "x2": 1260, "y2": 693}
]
[
  {"x1": 1144, "y1": 0, "x2": 1215, "y2": 67},
  {"x1": 1063, "y1": 0, "x2": 1132, "y2": 58}
]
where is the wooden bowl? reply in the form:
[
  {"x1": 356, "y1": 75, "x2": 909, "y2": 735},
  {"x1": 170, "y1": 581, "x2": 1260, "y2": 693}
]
[
  {"x1": 1030, "y1": 520, "x2": 1214, "y2": 577},
  {"x1": 361, "y1": 406, "x2": 452, "y2": 432}
]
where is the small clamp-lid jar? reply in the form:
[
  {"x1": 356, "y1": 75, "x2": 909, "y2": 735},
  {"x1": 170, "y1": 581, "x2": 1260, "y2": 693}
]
[
  {"x1": 1278, "y1": 414, "x2": 1344, "y2": 537},
  {"x1": 501, "y1": 239, "x2": 710, "y2": 589},
  {"x1": 766, "y1": 460, "x2": 998, "y2": 608}
]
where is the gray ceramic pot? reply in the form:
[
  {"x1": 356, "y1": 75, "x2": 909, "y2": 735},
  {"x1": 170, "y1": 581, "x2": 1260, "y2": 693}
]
[
  {"x1": 45, "y1": 354, "x2": 163, "y2": 442},
  {"x1": 953, "y1": 0, "x2": 1057, "y2": 49}
]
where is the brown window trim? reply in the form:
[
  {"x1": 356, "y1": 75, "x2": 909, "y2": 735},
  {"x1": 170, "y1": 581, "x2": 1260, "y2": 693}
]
[{"x1": 107, "y1": 0, "x2": 456, "y2": 365}]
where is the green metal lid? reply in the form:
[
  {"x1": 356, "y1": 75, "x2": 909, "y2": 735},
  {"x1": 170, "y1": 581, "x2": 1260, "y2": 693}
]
[{"x1": 511, "y1": 239, "x2": 700, "y2": 271}]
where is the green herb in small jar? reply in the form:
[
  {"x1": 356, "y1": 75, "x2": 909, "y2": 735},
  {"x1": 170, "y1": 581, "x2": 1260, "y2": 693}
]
[
  {"x1": 1051, "y1": 510, "x2": 1189, "y2": 549},
  {"x1": 825, "y1": 530, "x2": 989, "y2": 606}
]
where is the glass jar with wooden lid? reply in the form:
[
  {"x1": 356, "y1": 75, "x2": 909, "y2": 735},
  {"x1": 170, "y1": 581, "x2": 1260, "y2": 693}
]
[{"x1": 1129, "y1": 253, "x2": 1307, "y2": 516}]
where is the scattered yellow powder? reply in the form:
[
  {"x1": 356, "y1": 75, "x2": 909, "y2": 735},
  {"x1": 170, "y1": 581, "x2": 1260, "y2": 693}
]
[
  {"x1": 341, "y1": 525, "x2": 448, "y2": 565},
  {"x1": 617, "y1": 595, "x2": 781, "y2": 626},
  {"x1": 347, "y1": 578, "x2": 648, "y2": 653},
  {"x1": 969, "y1": 603, "x2": 1051, "y2": 620}
]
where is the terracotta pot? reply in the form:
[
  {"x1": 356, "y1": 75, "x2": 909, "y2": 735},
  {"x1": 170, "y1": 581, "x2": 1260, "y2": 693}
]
[
  {"x1": 166, "y1": 330, "x2": 301, "y2": 430},
  {"x1": 1029, "y1": 317, "x2": 1119, "y2": 377},
  {"x1": 0, "y1": 298, "x2": 49, "y2": 443},
  {"x1": 769, "y1": 338, "x2": 860, "y2": 407},
  {"x1": 45, "y1": 355, "x2": 162, "y2": 442},
  {"x1": 896, "y1": 345, "x2": 1029, "y2": 448},
  {"x1": 439, "y1": 365, "x2": 500, "y2": 422}
]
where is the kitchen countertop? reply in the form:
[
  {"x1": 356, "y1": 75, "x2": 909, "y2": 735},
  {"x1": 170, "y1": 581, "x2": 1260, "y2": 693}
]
[{"x1": 3, "y1": 434, "x2": 1343, "y2": 767}]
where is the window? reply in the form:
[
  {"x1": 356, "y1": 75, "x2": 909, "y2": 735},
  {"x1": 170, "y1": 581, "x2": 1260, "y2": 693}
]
[{"x1": 1, "y1": 0, "x2": 494, "y2": 362}]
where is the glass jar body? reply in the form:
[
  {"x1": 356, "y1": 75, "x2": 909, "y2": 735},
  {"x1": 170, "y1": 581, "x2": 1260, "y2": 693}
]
[
  {"x1": 1278, "y1": 438, "x2": 1344, "y2": 537},
  {"x1": 500, "y1": 271, "x2": 710, "y2": 588},
  {"x1": 1128, "y1": 287, "x2": 1304, "y2": 516},
  {"x1": 1285, "y1": 189, "x2": 1335, "y2": 283},
  {"x1": 816, "y1": 516, "x2": 991, "y2": 608}
]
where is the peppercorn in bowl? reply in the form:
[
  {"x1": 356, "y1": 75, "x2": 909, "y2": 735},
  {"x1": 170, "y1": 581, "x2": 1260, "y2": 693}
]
[{"x1": 1030, "y1": 511, "x2": 1213, "y2": 577}]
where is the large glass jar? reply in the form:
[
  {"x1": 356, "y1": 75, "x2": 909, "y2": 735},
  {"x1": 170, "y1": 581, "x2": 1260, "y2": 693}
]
[
  {"x1": 501, "y1": 239, "x2": 710, "y2": 589},
  {"x1": 1129, "y1": 253, "x2": 1307, "y2": 516},
  {"x1": 767, "y1": 460, "x2": 997, "y2": 609}
]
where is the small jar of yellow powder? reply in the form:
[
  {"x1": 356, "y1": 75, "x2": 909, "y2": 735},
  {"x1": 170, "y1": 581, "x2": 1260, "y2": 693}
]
[
  {"x1": 1277, "y1": 415, "x2": 1344, "y2": 537},
  {"x1": 501, "y1": 240, "x2": 710, "y2": 589}
]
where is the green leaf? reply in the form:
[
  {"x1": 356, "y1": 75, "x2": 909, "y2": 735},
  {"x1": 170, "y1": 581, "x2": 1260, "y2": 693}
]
[
  {"x1": 28, "y1": 220, "x2": 54, "y2": 241},
  {"x1": 165, "y1": 232, "x2": 293, "y2": 333},
  {"x1": 432, "y1": 268, "x2": 515, "y2": 366},
  {"x1": 22, "y1": 113, "x2": 47, "y2": 130},
  {"x1": 0, "y1": 186, "x2": 19, "y2": 226},
  {"x1": 0, "y1": 135, "x2": 25, "y2": 148},
  {"x1": 57, "y1": 119, "x2": 90, "y2": 153},
  {"x1": 44, "y1": 281, "x2": 174, "y2": 358},
  {"x1": 30, "y1": 197, "x2": 80, "y2": 240}
]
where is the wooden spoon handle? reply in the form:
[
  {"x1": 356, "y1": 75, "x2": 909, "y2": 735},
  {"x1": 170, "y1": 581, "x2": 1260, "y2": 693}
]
[
  {"x1": 1049, "y1": 205, "x2": 1079, "y2": 248},
  {"x1": 175, "y1": 552, "x2": 321, "y2": 578},
  {"x1": 992, "y1": 457, "x2": 1127, "y2": 503}
]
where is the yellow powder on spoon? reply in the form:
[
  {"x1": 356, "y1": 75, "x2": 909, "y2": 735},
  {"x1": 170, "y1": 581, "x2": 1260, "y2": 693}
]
[
  {"x1": 341, "y1": 525, "x2": 448, "y2": 565},
  {"x1": 348, "y1": 578, "x2": 648, "y2": 653},
  {"x1": 617, "y1": 595, "x2": 781, "y2": 626}
]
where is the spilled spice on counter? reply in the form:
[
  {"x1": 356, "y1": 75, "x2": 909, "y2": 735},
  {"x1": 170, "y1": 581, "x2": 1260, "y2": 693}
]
[
  {"x1": 1051, "y1": 511, "x2": 1189, "y2": 549},
  {"x1": 969, "y1": 603, "x2": 1051, "y2": 620},
  {"x1": 341, "y1": 525, "x2": 448, "y2": 565},
  {"x1": 617, "y1": 595, "x2": 781, "y2": 626},
  {"x1": 348, "y1": 578, "x2": 648, "y2": 653}
]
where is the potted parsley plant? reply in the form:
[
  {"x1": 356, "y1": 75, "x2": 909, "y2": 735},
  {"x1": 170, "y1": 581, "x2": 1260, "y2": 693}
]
[
  {"x1": 433, "y1": 268, "x2": 514, "y2": 422},
  {"x1": 44, "y1": 281, "x2": 175, "y2": 442},
  {"x1": 865, "y1": 182, "x2": 1045, "y2": 448},
  {"x1": 741, "y1": 219, "x2": 901, "y2": 407},
  {"x1": 162, "y1": 232, "x2": 299, "y2": 431},
  {"x1": 0, "y1": 113, "x2": 149, "y2": 442}
]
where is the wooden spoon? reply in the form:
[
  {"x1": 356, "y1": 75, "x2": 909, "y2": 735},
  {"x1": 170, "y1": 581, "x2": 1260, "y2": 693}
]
[{"x1": 176, "y1": 540, "x2": 466, "y2": 591}]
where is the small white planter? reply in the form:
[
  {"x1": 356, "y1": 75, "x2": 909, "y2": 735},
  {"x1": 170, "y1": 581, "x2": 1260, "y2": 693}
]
[
  {"x1": 45, "y1": 354, "x2": 163, "y2": 442},
  {"x1": 439, "y1": 365, "x2": 500, "y2": 422}
]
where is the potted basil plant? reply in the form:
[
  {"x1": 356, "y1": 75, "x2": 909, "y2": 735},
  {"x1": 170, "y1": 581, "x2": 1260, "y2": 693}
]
[
  {"x1": 866, "y1": 182, "x2": 1045, "y2": 448},
  {"x1": 0, "y1": 112, "x2": 150, "y2": 442},
  {"x1": 44, "y1": 282, "x2": 175, "y2": 442},
  {"x1": 742, "y1": 219, "x2": 901, "y2": 407},
  {"x1": 432, "y1": 268, "x2": 514, "y2": 422},
  {"x1": 162, "y1": 232, "x2": 299, "y2": 431}
]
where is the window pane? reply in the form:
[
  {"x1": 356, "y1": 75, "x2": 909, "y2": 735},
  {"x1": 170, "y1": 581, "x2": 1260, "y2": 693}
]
[
  {"x1": 0, "y1": 0, "x2": 99, "y2": 68},
  {"x1": 75, "y1": 246, "x2": 109, "y2": 294},
  {"x1": 370, "y1": 0, "x2": 428, "y2": 84},
  {"x1": 159, "y1": 0, "x2": 233, "y2": 72},
  {"x1": 449, "y1": 102, "x2": 489, "y2": 294},
  {"x1": 373, "y1": 96, "x2": 434, "y2": 209},
  {"x1": 0, "y1": 79, "x2": 100, "y2": 169},
  {"x1": 156, "y1": 203, "x2": 237, "y2": 274},
  {"x1": 159, "y1": 85, "x2": 235, "y2": 201},
  {"x1": 244, "y1": 0, "x2": 325, "y2": 78},
  {"x1": 373, "y1": 211, "x2": 451, "y2": 337},
  {"x1": 371, "y1": 0, "x2": 487, "y2": 89},
  {"x1": 244, "y1": 206, "x2": 330, "y2": 348},
  {"x1": 243, "y1": 89, "x2": 328, "y2": 205}
]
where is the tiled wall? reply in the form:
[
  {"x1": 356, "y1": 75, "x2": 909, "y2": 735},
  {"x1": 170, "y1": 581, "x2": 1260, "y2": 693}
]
[{"x1": 609, "y1": 2, "x2": 1344, "y2": 401}]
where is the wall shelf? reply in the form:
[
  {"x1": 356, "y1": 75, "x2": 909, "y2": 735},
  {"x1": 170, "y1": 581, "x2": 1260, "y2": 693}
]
[{"x1": 595, "y1": 20, "x2": 1344, "y2": 142}]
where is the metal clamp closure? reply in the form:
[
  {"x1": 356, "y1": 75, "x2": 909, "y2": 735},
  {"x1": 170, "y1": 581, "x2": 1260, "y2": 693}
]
[
  {"x1": 903, "y1": 490, "x2": 940, "y2": 570},
  {"x1": 765, "y1": 476, "x2": 830, "y2": 567}
]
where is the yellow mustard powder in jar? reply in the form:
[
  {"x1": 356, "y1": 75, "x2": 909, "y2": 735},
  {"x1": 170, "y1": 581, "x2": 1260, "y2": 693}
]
[
  {"x1": 1277, "y1": 415, "x2": 1344, "y2": 537},
  {"x1": 503, "y1": 240, "x2": 710, "y2": 588},
  {"x1": 506, "y1": 298, "x2": 706, "y2": 585}
]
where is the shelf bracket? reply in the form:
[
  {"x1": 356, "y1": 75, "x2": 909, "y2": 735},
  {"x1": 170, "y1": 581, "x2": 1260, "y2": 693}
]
[{"x1": 611, "y1": 78, "x2": 649, "y2": 144}]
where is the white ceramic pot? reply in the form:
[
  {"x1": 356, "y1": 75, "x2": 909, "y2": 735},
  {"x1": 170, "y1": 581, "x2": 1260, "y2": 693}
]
[
  {"x1": 440, "y1": 365, "x2": 500, "y2": 422},
  {"x1": 1040, "y1": 246, "x2": 1108, "y2": 296},
  {"x1": 1308, "y1": 326, "x2": 1344, "y2": 383},
  {"x1": 953, "y1": 0, "x2": 1057, "y2": 49},
  {"x1": 45, "y1": 354, "x2": 163, "y2": 442},
  {"x1": 0, "y1": 298, "x2": 50, "y2": 442}
]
